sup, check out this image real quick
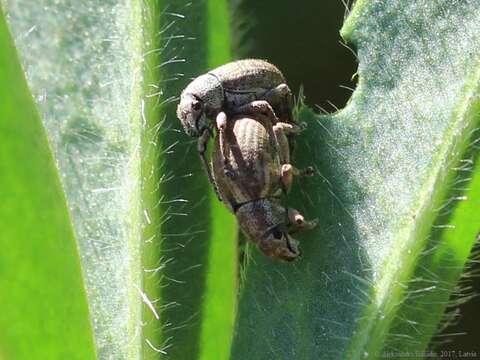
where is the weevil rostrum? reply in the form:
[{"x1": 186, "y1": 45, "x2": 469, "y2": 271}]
[
  {"x1": 176, "y1": 59, "x2": 295, "y2": 192},
  {"x1": 211, "y1": 108, "x2": 317, "y2": 261}
]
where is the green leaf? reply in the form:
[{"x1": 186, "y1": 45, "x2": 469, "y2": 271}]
[
  {"x1": 142, "y1": 1, "x2": 236, "y2": 359},
  {"x1": 3, "y1": 1, "x2": 144, "y2": 358},
  {"x1": 199, "y1": 1, "x2": 237, "y2": 360},
  {"x1": 231, "y1": 1, "x2": 480, "y2": 359},
  {"x1": 3, "y1": 1, "x2": 237, "y2": 359},
  {"x1": 0, "y1": 8, "x2": 96, "y2": 360},
  {"x1": 142, "y1": 1, "x2": 213, "y2": 358}
]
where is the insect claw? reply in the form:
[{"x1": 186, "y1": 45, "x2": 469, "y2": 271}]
[
  {"x1": 305, "y1": 218, "x2": 318, "y2": 230},
  {"x1": 302, "y1": 166, "x2": 315, "y2": 177}
]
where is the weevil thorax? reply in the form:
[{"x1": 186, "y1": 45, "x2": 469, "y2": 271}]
[
  {"x1": 236, "y1": 199, "x2": 300, "y2": 262},
  {"x1": 176, "y1": 73, "x2": 223, "y2": 137},
  {"x1": 210, "y1": 59, "x2": 287, "y2": 114}
]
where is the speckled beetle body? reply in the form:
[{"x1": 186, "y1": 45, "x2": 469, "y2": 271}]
[
  {"x1": 212, "y1": 115, "x2": 283, "y2": 209},
  {"x1": 211, "y1": 113, "x2": 316, "y2": 262}
]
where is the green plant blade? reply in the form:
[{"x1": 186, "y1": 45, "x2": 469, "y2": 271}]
[
  {"x1": 231, "y1": 1, "x2": 480, "y2": 359},
  {"x1": 3, "y1": 1, "x2": 144, "y2": 358},
  {"x1": 385, "y1": 118, "x2": 480, "y2": 354},
  {"x1": 142, "y1": 1, "x2": 237, "y2": 358},
  {"x1": 198, "y1": 1, "x2": 237, "y2": 360},
  {"x1": 0, "y1": 9, "x2": 96, "y2": 360},
  {"x1": 140, "y1": 1, "x2": 212, "y2": 358},
  {"x1": 4, "y1": 0, "x2": 238, "y2": 359},
  {"x1": 140, "y1": 2, "x2": 163, "y2": 358}
]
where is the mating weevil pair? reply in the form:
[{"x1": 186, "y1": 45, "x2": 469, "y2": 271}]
[{"x1": 176, "y1": 59, "x2": 317, "y2": 261}]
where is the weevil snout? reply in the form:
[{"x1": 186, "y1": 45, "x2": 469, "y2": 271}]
[
  {"x1": 260, "y1": 225, "x2": 301, "y2": 262},
  {"x1": 176, "y1": 93, "x2": 208, "y2": 137}
]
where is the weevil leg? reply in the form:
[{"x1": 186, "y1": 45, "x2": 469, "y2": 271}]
[
  {"x1": 216, "y1": 111, "x2": 229, "y2": 166},
  {"x1": 274, "y1": 119, "x2": 304, "y2": 157},
  {"x1": 232, "y1": 100, "x2": 279, "y2": 123},
  {"x1": 198, "y1": 128, "x2": 222, "y2": 201},
  {"x1": 273, "y1": 121, "x2": 303, "y2": 135},
  {"x1": 273, "y1": 122, "x2": 304, "y2": 164},
  {"x1": 263, "y1": 83, "x2": 303, "y2": 154},
  {"x1": 263, "y1": 83, "x2": 294, "y2": 124},
  {"x1": 280, "y1": 164, "x2": 294, "y2": 193},
  {"x1": 276, "y1": 130, "x2": 290, "y2": 165},
  {"x1": 287, "y1": 208, "x2": 318, "y2": 230},
  {"x1": 280, "y1": 164, "x2": 315, "y2": 193}
]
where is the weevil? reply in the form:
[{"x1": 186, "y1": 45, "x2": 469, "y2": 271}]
[
  {"x1": 176, "y1": 59, "x2": 295, "y2": 194},
  {"x1": 211, "y1": 112, "x2": 316, "y2": 261}
]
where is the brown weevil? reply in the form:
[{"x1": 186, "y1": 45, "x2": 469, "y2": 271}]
[
  {"x1": 211, "y1": 110, "x2": 316, "y2": 261},
  {"x1": 176, "y1": 59, "x2": 295, "y2": 194}
]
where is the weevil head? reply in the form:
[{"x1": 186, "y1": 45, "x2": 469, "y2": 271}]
[
  {"x1": 235, "y1": 199, "x2": 300, "y2": 262},
  {"x1": 177, "y1": 73, "x2": 223, "y2": 137},
  {"x1": 176, "y1": 93, "x2": 207, "y2": 137}
]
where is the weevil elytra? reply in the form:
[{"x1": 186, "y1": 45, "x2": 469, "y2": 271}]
[
  {"x1": 211, "y1": 112, "x2": 316, "y2": 261},
  {"x1": 176, "y1": 59, "x2": 295, "y2": 194}
]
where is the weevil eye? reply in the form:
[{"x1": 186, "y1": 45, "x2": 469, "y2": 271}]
[
  {"x1": 272, "y1": 228, "x2": 283, "y2": 239},
  {"x1": 192, "y1": 100, "x2": 202, "y2": 111}
]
